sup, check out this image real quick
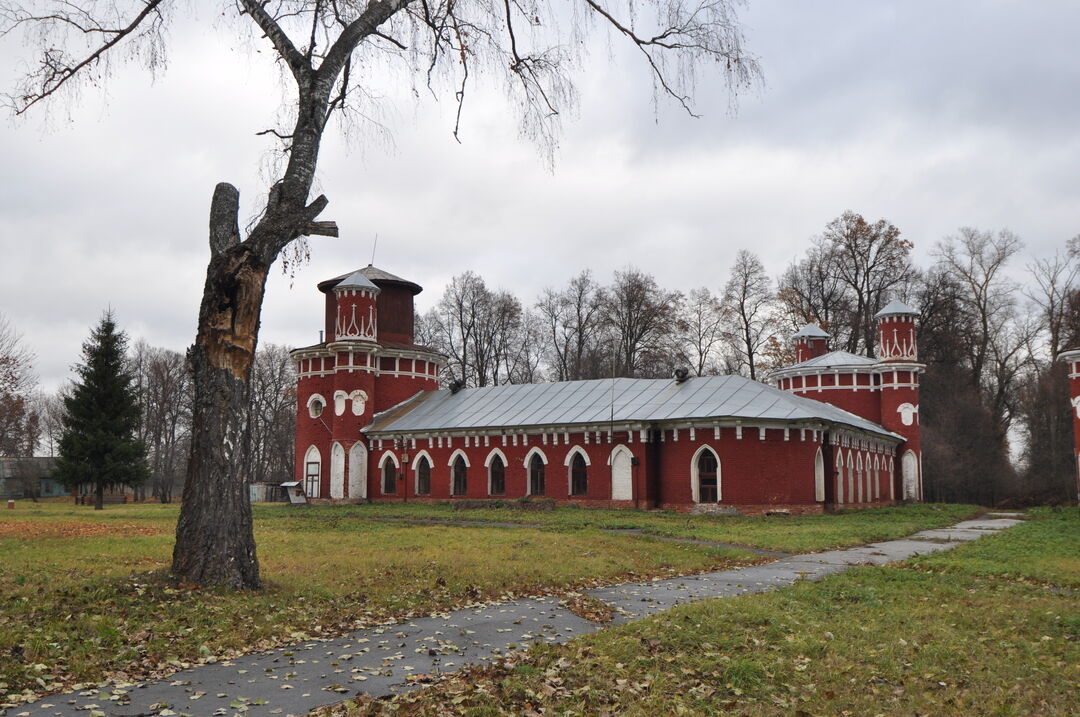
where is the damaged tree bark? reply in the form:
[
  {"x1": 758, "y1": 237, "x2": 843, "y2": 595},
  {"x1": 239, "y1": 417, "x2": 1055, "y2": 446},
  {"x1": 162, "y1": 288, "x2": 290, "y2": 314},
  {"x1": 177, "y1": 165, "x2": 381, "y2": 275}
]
[{"x1": 172, "y1": 176, "x2": 336, "y2": 589}]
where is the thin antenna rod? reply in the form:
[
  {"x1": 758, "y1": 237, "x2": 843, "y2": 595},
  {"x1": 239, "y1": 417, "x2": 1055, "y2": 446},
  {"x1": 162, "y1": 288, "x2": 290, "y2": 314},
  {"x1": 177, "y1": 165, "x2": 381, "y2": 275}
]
[{"x1": 370, "y1": 234, "x2": 379, "y2": 265}]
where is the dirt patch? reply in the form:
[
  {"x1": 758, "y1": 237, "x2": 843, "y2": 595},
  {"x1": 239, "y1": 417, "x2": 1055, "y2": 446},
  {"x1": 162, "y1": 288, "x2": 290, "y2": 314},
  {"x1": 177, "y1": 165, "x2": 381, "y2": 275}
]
[{"x1": 0, "y1": 520, "x2": 166, "y2": 539}]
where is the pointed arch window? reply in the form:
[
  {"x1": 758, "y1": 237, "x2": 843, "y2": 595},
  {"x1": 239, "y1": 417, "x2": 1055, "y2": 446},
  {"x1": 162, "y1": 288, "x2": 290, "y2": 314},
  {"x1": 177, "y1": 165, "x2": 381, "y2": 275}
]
[
  {"x1": 304, "y1": 445, "x2": 321, "y2": 498},
  {"x1": 570, "y1": 453, "x2": 588, "y2": 496},
  {"x1": 489, "y1": 454, "x2": 506, "y2": 495},
  {"x1": 452, "y1": 455, "x2": 468, "y2": 495},
  {"x1": 528, "y1": 454, "x2": 545, "y2": 495},
  {"x1": 697, "y1": 450, "x2": 718, "y2": 502},
  {"x1": 381, "y1": 456, "x2": 398, "y2": 494},
  {"x1": 416, "y1": 455, "x2": 431, "y2": 495}
]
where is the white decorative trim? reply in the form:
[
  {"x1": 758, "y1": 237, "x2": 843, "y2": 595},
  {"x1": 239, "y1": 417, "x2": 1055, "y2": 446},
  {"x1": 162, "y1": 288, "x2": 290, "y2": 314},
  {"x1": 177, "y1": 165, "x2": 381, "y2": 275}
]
[
  {"x1": 484, "y1": 447, "x2": 509, "y2": 468},
  {"x1": 523, "y1": 446, "x2": 548, "y2": 467},
  {"x1": 447, "y1": 448, "x2": 471, "y2": 467},
  {"x1": 335, "y1": 302, "x2": 377, "y2": 340},
  {"x1": 563, "y1": 445, "x2": 591, "y2": 467},
  {"x1": 690, "y1": 444, "x2": 721, "y2": 503},
  {"x1": 307, "y1": 393, "x2": 327, "y2": 418},
  {"x1": 378, "y1": 450, "x2": 401, "y2": 469}
]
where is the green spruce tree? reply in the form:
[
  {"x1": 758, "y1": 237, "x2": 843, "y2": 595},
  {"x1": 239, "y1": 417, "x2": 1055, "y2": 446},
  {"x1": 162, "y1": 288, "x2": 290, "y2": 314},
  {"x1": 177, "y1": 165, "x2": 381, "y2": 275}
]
[{"x1": 56, "y1": 312, "x2": 149, "y2": 509}]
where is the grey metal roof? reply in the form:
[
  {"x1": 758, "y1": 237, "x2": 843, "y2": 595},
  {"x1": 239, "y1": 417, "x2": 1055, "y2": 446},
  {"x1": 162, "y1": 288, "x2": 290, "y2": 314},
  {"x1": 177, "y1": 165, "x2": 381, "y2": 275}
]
[
  {"x1": 792, "y1": 323, "x2": 830, "y2": 339},
  {"x1": 334, "y1": 270, "x2": 380, "y2": 292},
  {"x1": 320, "y1": 265, "x2": 423, "y2": 295},
  {"x1": 366, "y1": 374, "x2": 898, "y2": 439},
  {"x1": 783, "y1": 350, "x2": 878, "y2": 370},
  {"x1": 875, "y1": 299, "x2": 917, "y2": 317},
  {"x1": 360, "y1": 265, "x2": 413, "y2": 285}
]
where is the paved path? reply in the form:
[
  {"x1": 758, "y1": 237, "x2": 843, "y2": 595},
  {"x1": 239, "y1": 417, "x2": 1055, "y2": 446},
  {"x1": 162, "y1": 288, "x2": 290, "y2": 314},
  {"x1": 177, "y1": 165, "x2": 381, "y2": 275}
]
[{"x1": 12, "y1": 517, "x2": 1023, "y2": 717}]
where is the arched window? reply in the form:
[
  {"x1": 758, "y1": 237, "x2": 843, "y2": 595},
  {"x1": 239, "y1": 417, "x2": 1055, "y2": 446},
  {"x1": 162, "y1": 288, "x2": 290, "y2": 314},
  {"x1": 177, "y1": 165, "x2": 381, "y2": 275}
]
[
  {"x1": 307, "y1": 394, "x2": 326, "y2": 419},
  {"x1": 814, "y1": 447, "x2": 825, "y2": 502},
  {"x1": 489, "y1": 454, "x2": 506, "y2": 495},
  {"x1": 415, "y1": 455, "x2": 431, "y2": 495},
  {"x1": 856, "y1": 453, "x2": 864, "y2": 503},
  {"x1": 697, "y1": 450, "x2": 718, "y2": 502},
  {"x1": 846, "y1": 451, "x2": 855, "y2": 504},
  {"x1": 873, "y1": 455, "x2": 881, "y2": 501},
  {"x1": 382, "y1": 459, "x2": 397, "y2": 494},
  {"x1": 528, "y1": 453, "x2": 545, "y2": 495},
  {"x1": 570, "y1": 453, "x2": 588, "y2": 496},
  {"x1": 304, "y1": 445, "x2": 321, "y2": 498},
  {"x1": 452, "y1": 455, "x2": 468, "y2": 495},
  {"x1": 835, "y1": 452, "x2": 845, "y2": 504}
]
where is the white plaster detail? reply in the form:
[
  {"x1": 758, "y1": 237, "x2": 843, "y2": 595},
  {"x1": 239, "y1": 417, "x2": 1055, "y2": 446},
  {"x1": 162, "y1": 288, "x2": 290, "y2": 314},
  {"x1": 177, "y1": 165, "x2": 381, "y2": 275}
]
[
  {"x1": 483, "y1": 447, "x2": 509, "y2": 468},
  {"x1": 563, "y1": 445, "x2": 591, "y2": 466},
  {"x1": 897, "y1": 402, "x2": 918, "y2": 426},
  {"x1": 333, "y1": 391, "x2": 348, "y2": 416},
  {"x1": 814, "y1": 447, "x2": 825, "y2": 502},
  {"x1": 335, "y1": 302, "x2": 377, "y2": 340},
  {"x1": 307, "y1": 393, "x2": 327, "y2": 419},
  {"x1": 902, "y1": 450, "x2": 919, "y2": 500},
  {"x1": 447, "y1": 448, "x2": 471, "y2": 467},
  {"x1": 330, "y1": 442, "x2": 345, "y2": 499},
  {"x1": 608, "y1": 445, "x2": 634, "y2": 501},
  {"x1": 379, "y1": 450, "x2": 401, "y2": 469},
  {"x1": 522, "y1": 446, "x2": 548, "y2": 467},
  {"x1": 348, "y1": 442, "x2": 368, "y2": 500}
]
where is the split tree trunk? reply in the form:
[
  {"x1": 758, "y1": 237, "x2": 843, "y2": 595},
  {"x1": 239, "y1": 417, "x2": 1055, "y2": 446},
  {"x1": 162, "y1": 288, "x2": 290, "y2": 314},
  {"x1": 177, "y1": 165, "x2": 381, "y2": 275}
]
[
  {"x1": 171, "y1": 175, "x2": 334, "y2": 589},
  {"x1": 172, "y1": 228, "x2": 268, "y2": 590}
]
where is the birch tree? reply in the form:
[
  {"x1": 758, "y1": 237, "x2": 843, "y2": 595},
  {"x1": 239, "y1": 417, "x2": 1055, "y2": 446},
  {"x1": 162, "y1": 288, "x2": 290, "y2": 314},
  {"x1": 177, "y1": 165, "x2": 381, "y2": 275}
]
[
  {"x1": 2, "y1": 0, "x2": 760, "y2": 588},
  {"x1": 722, "y1": 249, "x2": 775, "y2": 380}
]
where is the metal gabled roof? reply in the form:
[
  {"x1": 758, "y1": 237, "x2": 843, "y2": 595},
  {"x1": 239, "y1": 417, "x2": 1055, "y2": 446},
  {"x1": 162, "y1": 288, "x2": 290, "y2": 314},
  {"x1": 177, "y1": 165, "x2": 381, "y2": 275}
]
[
  {"x1": 875, "y1": 299, "x2": 917, "y2": 317},
  {"x1": 792, "y1": 323, "x2": 831, "y2": 339},
  {"x1": 334, "y1": 270, "x2": 380, "y2": 292},
  {"x1": 783, "y1": 350, "x2": 878, "y2": 370},
  {"x1": 365, "y1": 374, "x2": 899, "y2": 439}
]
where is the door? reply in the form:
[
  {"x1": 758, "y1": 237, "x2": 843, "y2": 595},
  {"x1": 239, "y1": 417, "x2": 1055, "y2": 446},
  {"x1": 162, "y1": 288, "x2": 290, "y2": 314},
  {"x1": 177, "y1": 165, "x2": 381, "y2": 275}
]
[{"x1": 610, "y1": 446, "x2": 633, "y2": 500}]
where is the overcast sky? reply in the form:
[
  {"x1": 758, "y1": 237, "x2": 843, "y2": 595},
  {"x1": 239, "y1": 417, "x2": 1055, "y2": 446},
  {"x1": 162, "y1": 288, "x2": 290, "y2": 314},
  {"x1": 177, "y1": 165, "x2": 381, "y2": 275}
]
[{"x1": 2, "y1": 0, "x2": 1079, "y2": 391}]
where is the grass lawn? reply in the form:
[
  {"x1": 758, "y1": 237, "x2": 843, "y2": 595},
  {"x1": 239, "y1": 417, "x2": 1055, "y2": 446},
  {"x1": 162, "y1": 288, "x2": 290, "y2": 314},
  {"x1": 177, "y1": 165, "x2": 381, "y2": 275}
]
[
  {"x1": 321, "y1": 501, "x2": 980, "y2": 552},
  {"x1": 333, "y1": 506, "x2": 1080, "y2": 716},
  {"x1": 0, "y1": 500, "x2": 756, "y2": 702}
]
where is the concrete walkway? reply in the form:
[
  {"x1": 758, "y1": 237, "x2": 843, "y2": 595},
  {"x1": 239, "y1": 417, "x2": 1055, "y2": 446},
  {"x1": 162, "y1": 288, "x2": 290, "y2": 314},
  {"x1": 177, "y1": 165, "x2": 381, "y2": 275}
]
[{"x1": 15, "y1": 516, "x2": 1023, "y2": 717}]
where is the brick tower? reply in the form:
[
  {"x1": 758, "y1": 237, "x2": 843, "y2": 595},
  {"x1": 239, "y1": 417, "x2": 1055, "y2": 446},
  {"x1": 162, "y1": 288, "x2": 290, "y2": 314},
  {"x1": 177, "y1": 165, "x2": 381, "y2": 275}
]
[
  {"x1": 291, "y1": 265, "x2": 445, "y2": 502},
  {"x1": 874, "y1": 299, "x2": 923, "y2": 501},
  {"x1": 791, "y1": 323, "x2": 830, "y2": 363},
  {"x1": 1057, "y1": 349, "x2": 1080, "y2": 502}
]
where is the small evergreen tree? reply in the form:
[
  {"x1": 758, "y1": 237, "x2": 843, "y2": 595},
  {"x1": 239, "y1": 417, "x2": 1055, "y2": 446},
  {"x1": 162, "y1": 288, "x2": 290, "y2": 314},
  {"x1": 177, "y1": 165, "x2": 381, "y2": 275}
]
[{"x1": 56, "y1": 312, "x2": 149, "y2": 509}]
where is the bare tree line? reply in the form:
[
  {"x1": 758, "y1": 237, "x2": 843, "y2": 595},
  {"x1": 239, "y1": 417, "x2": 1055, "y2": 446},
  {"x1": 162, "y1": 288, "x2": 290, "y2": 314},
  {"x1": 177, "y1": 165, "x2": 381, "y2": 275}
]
[
  {"x1": 416, "y1": 212, "x2": 1080, "y2": 505},
  {"x1": 1, "y1": 330, "x2": 296, "y2": 501}
]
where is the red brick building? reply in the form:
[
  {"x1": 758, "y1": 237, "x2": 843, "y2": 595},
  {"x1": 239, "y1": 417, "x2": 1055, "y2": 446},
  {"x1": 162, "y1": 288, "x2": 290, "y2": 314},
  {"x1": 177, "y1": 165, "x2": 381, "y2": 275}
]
[
  {"x1": 291, "y1": 267, "x2": 923, "y2": 513},
  {"x1": 1056, "y1": 348, "x2": 1080, "y2": 503}
]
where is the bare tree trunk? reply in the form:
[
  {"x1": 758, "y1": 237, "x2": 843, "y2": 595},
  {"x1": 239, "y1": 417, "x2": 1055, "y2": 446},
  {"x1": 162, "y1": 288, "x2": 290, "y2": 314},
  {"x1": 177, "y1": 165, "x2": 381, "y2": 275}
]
[
  {"x1": 172, "y1": 238, "x2": 266, "y2": 589},
  {"x1": 95, "y1": 482, "x2": 103, "y2": 510}
]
